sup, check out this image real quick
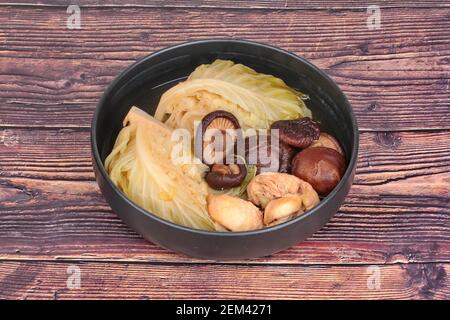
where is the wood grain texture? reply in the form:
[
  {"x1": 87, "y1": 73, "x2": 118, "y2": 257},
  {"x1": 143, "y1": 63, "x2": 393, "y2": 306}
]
[
  {"x1": 0, "y1": 7, "x2": 449, "y2": 130},
  {"x1": 1, "y1": 1, "x2": 450, "y2": 300},
  {"x1": 0, "y1": 260, "x2": 448, "y2": 299},
  {"x1": 0, "y1": 128, "x2": 448, "y2": 264},
  {"x1": 0, "y1": 1, "x2": 448, "y2": 9}
]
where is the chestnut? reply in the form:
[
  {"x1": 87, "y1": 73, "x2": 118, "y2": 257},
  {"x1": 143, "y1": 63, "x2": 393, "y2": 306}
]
[
  {"x1": 270, "y1": 117, "x2": 320, "y2": 148},
  {"x1": 205, "y1": 164, "x2": 247, "y2": 190},
  {"x1": 291, "y1": 147, "x2": 346, "y2": 196},
  {"x1": 310, "y1": 132, "x2": 344, "y2": 155},
  {"x1": 195, "y1": 110, "x2": 241, "y2": 164}
]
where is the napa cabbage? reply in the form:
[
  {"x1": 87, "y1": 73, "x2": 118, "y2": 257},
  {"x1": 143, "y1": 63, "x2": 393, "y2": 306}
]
[
  {"x1": 154, "y1": 59, "x2": 311, "y2": 135},
  {"x1": 105, "y1": 107, "x2": 215, "y2": 231}
]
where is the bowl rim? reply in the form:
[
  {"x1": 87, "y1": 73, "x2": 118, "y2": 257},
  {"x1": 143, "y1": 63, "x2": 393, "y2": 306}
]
[{"x1": 91, "y1": 38, "x2": 359, "y2": 237}]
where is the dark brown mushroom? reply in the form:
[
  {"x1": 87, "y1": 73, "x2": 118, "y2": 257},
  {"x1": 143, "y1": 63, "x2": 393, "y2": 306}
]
[
  {"x1": 271, "y1": 117, "x2": 320, "y2": 148},
  {"x1": 279, "y1": 142, "x2": 296, "y2": 173},
  {"x1": 245, "y1": 134, "x2": 295, "y2": 174},
  {"x1": 195, "y1": 110, "x2": 241, "y2": 165},
  {"x1": 205, "y1": 164, "x2": 247, "y2": 190},
  {"x1": 291, "y1": 147, "x2": 346, "y2": 195}
]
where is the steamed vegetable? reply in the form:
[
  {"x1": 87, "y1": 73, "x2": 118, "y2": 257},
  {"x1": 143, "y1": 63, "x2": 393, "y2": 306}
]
[
  {"x1": 105, "y1": 107, "x2": 215, "y2": 231},
  {"x1": 104, "y1": 59, "x2": 320, "y2": 232},
  {"x1": 154, "y1": 59, "x2": 312, "y2": 135}
]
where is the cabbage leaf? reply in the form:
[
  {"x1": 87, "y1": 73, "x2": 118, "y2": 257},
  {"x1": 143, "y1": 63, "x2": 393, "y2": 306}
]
[
  {"x1": 105, "y1": 107, "x2": 215, "y2": 231},
  {"x1": 154, "y1": 59, "x2": 311, "y2": 135}
]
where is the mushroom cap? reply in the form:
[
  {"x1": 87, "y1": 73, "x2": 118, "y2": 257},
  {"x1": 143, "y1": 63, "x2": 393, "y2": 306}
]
[
  {"x1": 205, "y1": 164, "x2": 247, "y2": 190},
  {"x1": 310, "y1": 132, "x2": 344, "y2": 155},
  {"x1": 245, "y1": 134, "x2": 295, "y2": 174},
  {"x1": 195, "y1": 110, "x2": 241, "y2": 164},
  {"x1": 270, "y1": 117, "x2": 320, "y2": 148},
  {"x1": 207, "y1": 194, "x2": 263, "y2": 232},
  {"x1": 291, "y1": 147, "x2": 346, "y2": 195}
]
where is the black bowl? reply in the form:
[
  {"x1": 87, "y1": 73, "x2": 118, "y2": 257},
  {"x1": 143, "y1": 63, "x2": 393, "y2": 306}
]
[{"x1": 91, "y1": 39, "x2": 359, "y2": 260}]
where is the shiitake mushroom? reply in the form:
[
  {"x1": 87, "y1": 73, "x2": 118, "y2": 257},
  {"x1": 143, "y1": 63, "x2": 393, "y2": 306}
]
[
  {"x1": 195, "y1": 110, "x2": 241, "y2": 165},
  {"x1": 205, "y1": 164, "x2": 247, "y2": 190},
  {"x1": 271, "y1": 117, "x2": 320, "y2": 148},
  {"x1": 195, "y1": 111, "x2": 247, "y2": 190},
  {"x1": 278, "y1": 142, "x2": 295, "y2": 173},
  {"x1": 245, "y1": 134, "x2": 295, "y2": 174},
  {"x1": 291, "y1": 147, "x2": 346, "y2": 196},
  {"x1": 198, "y1": 112, "x2": 346, "y2": 195}
]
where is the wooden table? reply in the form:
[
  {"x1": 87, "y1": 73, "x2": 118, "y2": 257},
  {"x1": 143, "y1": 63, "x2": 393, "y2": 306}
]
[{"x1": 0, "y1": 0, "x2": 449, "y2": 300}]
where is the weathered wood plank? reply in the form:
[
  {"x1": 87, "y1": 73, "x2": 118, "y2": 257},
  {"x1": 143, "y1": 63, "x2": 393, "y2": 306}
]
[
  {"x1": 0, "y1": 7, "x2": 449, "y2": 130},
  {"x1": 0, "y1": 128, "x2": 449, "y2": 264},
  {"x1": 0, "y1": 260, "x2": 448, "y2": 299},
  {"x1": 0, "y1": 1, "x2": 448, "y2": 9}
]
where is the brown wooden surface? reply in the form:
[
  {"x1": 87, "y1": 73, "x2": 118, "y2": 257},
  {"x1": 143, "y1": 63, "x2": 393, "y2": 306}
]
[
  {"x1": 1, "y1": 6, "x2": 450, "y2": 130},
  {"x1": 1, "y1": 129, "x2": 449, "y2": 265},
  {"x1": 0, "y1": 1, "x2": 449, "y2": 300},
  {"x1": 0, "y1": 1, "x2": 448, "y2": 9},
  {"x1": 1, "y1": 261, "x2": 449, "y2": 299}
]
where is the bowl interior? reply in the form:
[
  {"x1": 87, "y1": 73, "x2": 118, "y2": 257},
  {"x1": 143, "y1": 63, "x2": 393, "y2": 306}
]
[{"x1": 95, "y1": 41, "x2": 356, "y2": 169}]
